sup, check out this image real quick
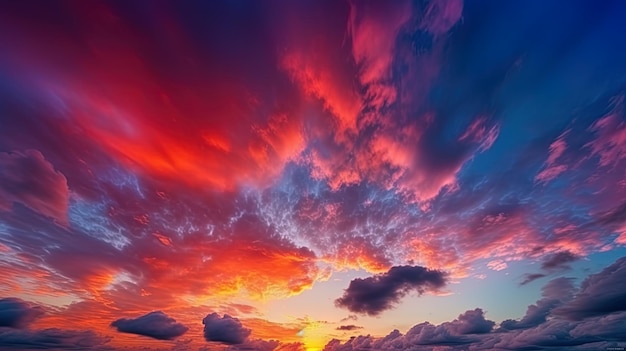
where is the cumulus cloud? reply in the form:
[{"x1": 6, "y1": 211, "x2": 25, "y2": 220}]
[
  {"x1": 0, "y1": 150, "x2": 69, "y2": 224},
  {"x1": 324, "y1": 258, "x2": 626, "y2": 351},
  {"x1": 203, "y1": 313, "x2": 251, "y2": 345},
  {"x1": 0, "y1": 297, "x2": 44, "y2": 329},
  {"x1": 447, "y1": 308, "x2": 495, "y2": 334},
  {"x1": 502, "y1": 277, "x2": 575, "y2": 330},
  {"x1": 335, "y1": 265, "x2": 447, "y2": 315},
  {"x1": 324, "y1": 303, "x2": 623, "y2": 351},
  {"x1": 554, "y1": 256, "x2": 626, "y2": 320},
  {"x1": 111, "y1": 311, "x2": 188, "y2": 340}
]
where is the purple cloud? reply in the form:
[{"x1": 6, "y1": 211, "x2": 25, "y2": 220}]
[
  {"x1": 554, "y1": 256, "x2": 626, "y2": 320},
  {"x1": 541, "y1": 251, "x2": 580, "y2": 271},
  {"x1": 336, "y1": 325, "x2": 363, "y2": 331},
  {"x1": 0, "y1": 328, "x2": 111, "y2": 350},
  {"x1": 447, "y1": 308, "x2": 495, "y2": 335},
  {"x1": 520, "y1": 273, "x2": 547, "y2": 286},
  {"x1": 0, "y1": 150, "x2": 69, "y2": 224},
  {"x1": 335, "y1": 265, "x2": 447, "y2": 316},
  {"x1": 324, "y1": 258, "x2": 626, "y2": 351},
  {"x1": 202, "y1": 313, "x2": 251, "y2": 345},
  {"x1": 502, "y1": 277, "x2": 575, "y2": 330},
  {"x1": 0, "y1": 298, "x2": 44, "y2": 329},
  {"x1": 111, "y1": 311, "x2": 188, "y2": 340}
]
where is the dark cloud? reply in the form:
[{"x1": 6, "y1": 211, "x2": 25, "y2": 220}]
[
  {"x1": 203, "y1": 313, "x2": 251, "y2": 345},
  {"x1": 325, "y1": 259, "x2": 626, "y2": 350},
  {"x1": 520, "y1": 273, "x2": 547, "y2": 286},
  {"x1": 111, "y1": 311, "x2": 188, "y2": 340},
  {"x1": 0, "y1": 328, "x2": 111, "y2": 350},
  {"x1": 447, "y1": 308, "x2": 494, "y2": 334},
  {"x1": 554, "y1": 256, "x2": 626, "y2": 320},
  {"x1": 502, "y1": 277, "x2": 575, "y2": 330},
  {"x1": 541, "y1": 251, "x2": 580, "y2": 271},
  {"x1": 403, "y1": 322, "x2": 474, "y2": 346},
  {"x1": 335, "y1": 265, "x2": 447, "y2": 315},
  {"x1": 520, "y1": 251, "x2": 580, "y2": 286},
  {"x1": 0, "y1": 150, "x2": 69, "y2": 224},
  {"x1": 336, "y1": 325, "x2": 363, "y2": 331},
  {"x1": 0, "y1": 298, "x2": 44, "y2": 328}
]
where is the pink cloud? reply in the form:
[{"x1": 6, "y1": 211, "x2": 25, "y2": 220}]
[
  {"x1": 348, "y1": 0, "x2": 412, "y2": 109},
  {"x1": 420, "y1": 0, "x2": 464, "y2": 36},
  {"x1": 487, "y1": 260, "x2": 508, "y2": 271},
  {"x1": 585, "y1": 97, "x2": 626, "y2": 168},
  {"x1": 535, "y1": 130, "x2": 570, "y2": 183}
]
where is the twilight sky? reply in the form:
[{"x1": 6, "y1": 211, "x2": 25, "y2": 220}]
[{"x1": 1, "y1": 0, "x2": 626, "y2": 350}]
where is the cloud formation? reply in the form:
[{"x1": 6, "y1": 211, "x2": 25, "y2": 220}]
[
  {"x1": 554, "y1": 256, "x2": 626, "y2": 320},
  {"x1": 447, "y1": 308, "x2": 495, "y2": 335},
  {"x1": 325, "y1": 257, "x2": 626, "y2": 351},
  {"x1": 0, "y1": 328, "x2": 111, "y2": 350},
  {"x1": 110, "y1": 311, "x2": 188, "y2": 340},
  {"x1": 336, "y1": 325, "x2": 363, "y2": 331},
  {"x1": 1, "y1": 1, "x2": 626, "y2": 350},
  {"x1": 502, "y1": 277, "x2": 575, "y2": 330},
  {"x1": 335, "y1": 265, "x2": 447, "y2": 315},
  {"x1": 203, "y1": 313, "x2": 251, "y2": 345},
  {"x1": 0, "y1": 150, "x2": 69, "y2": 224},
  {"x1": 0, "y1": 297, "x2": 44, "y2": 329},
  {"x1": 541, "y1": 250, "x2": 581, "y2": 271}
]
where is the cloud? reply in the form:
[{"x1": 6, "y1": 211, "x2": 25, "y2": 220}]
[
  {"x1": 0, "y1": 150, "x2": 69, "y2": 224},
  {"x1": 554, "y1": 256, "x2": 626, "y2": 320},
  {"x1": 334, "y1": 265, "x2": 447, "y2": 315},
  {"x1": 585, "y1": 98, "x2": 626, "y2": 168},
  {"x1": 486, "y1": 259, "x2": 507, "y2": 271},
  {"x1": 324, "y1": 259, "x2": 626, "y2": 350},
  {"x1": 447, "y1": 308, "x2": 495, "y2": 334},
  {"x1": 110, "y1": 311, "x2": 188, "y2": 340},
  {"x1": 0, "y1": 298, "x2": 44, "y2": 329},
  {"x1": 541, "y1": 250, "x2": 580, "y2": 271},
  {"x1": 402, "y1": 322, "x2": 473, "y2": 346},
  {"x1": 520, "y1": 273, "x2": 547, "y2": 286},
  {"x1": 501, "y1": 277, "x2": 576, "y2": 330},
  {"x1": 535, "y1": 130, "x2": 570, "y2": 183},
  {"x1": 420, "y1": 0, "x2": 464, "y2": 36},
  {"x1": 203, "y1": 313, "x2": 251, "y2": 345},
  {"x1": 0, "y1": 328, "x2": 111, "y2": 350},
  {"x1": 347, "y1": 0, "x2": 412, "y2": 108},
  {"x1": 520, "y1": 251, "x2": 580, "y2": 285},
  {"x1": 336, "y1": 325, "x2": 363, "y2": 331}
]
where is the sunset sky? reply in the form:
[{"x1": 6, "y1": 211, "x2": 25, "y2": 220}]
[{"x1": 1, "y1": 0, "x2": 626, "y2": 350}]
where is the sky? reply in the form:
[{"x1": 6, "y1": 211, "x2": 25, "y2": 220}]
[{"x1": 0, "y1": 0, "x2": 626, "y2": 350}]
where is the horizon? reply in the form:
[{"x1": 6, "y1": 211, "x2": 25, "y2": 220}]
[{"x1": 1, "y1": 1, "x2": 626, "y2": 350}]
